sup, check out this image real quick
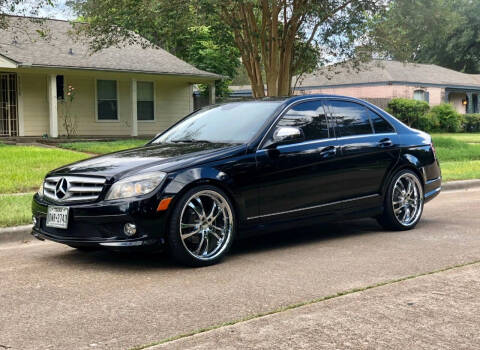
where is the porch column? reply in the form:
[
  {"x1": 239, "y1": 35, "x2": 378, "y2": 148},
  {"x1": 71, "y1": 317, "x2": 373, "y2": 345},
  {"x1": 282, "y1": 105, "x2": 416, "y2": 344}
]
[
  {"x1": 444, "y1": 90, "x2": 450, "y2": 103},
  {"x1": 467, "y1": 92, "x2": 474, "y2": 114},
  {"x1": 477, "y1": 93, "x2": 480, "y2": 114},
  {"x1": 130, "y1": 78, "x2": 138, "y2": 137},
  {"x1": 47, "y1": 74, "x2": 58, "y2": 138},
  {"x1": 208, "y1": 82, "x2": 215, "y2": 105}
]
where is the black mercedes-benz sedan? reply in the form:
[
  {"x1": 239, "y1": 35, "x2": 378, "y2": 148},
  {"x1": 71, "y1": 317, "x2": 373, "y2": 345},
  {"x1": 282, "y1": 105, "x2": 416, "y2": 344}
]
[{"x1": 32, "y1": 95, "x2": 441, "y2": 266}]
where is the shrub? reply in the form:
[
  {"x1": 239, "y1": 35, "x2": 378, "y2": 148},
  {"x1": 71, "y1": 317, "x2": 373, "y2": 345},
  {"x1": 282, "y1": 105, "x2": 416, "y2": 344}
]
[
  {"x1": 387, "y1": 98, "x2": 430, "y2": 129},
  {"x1": 463, "y1": 114, "x2": 480, "y2": 132},
  {"x1": 416, "y1": 113, "x2": 439, "y2": 132},
  {"x1": 427, "y1": 104, "x2": 463, "y2": 132}
]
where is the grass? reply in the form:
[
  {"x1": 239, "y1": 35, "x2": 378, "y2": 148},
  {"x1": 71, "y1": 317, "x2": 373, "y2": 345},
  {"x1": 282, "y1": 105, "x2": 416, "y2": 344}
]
[
  {"x1": 440, "y1": 160, "x2": 480, "y2": 181},
  {"x1": 431, "y1": 133, "x2": 480, "y2": 143},
  {"x1": 0, "y1": 194, "x2": 34, "y2": 227},
  {"x1": 0, "y1": 144, "x2": 89, "y2": 194},
  {"x1": 58, "y1": 139, "x2": 150, "y2": 154},
  {"x1": 432, "y1": 136, "x2": 480, "y2": 162}
]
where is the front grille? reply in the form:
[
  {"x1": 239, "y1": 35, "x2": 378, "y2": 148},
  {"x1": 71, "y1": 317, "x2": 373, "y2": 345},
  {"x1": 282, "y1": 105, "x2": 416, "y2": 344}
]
[{"x1": 44, "y1": 176, "x2": 106, "y2": 203}]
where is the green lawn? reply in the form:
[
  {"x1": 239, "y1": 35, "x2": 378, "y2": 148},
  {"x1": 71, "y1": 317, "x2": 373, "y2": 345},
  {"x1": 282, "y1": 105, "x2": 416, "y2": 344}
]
[
  {"x1": 431, "y1": 134, "x2": 480, "y2": 180},
  {"x1": 0, "y1": 194, "x2": 33, "y2": 227},
  {"x1": 58, "y1": 139, "x2": 150, "y2": 154},
  {"x1": 0, "y1": 144, "x2": 89, "y2": 194},
  {"x1": 431, "y1": 133, "x2": 480, "y2": 143}
]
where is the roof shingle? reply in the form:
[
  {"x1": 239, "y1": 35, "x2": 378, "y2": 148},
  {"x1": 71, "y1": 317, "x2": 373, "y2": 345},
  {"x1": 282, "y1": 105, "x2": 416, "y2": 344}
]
[
  {"x1": 0, "y1": 16, "x2": 219, "y2": 79},
  {"x1": 299, "y1": 60, "x2": 480, "y2": 88}
]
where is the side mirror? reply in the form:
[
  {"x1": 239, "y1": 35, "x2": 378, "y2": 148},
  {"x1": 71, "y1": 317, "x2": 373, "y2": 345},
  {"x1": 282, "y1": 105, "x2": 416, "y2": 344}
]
[{"x1": 272, "y1": 126, "x2": 304, "y2": 145}]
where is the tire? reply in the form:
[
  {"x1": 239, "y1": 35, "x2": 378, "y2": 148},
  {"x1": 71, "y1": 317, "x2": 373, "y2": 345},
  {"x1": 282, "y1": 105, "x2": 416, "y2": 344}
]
[
  {"x1": 167, "y1": 185, "x2": 236, "y2": 267},
  {"x1": 377, "y1": 169, "x2": 424, "y2": 231}
]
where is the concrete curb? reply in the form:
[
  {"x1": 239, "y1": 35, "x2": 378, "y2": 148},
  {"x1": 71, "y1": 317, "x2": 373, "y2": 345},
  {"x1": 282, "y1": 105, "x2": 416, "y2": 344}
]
[
  {"x1": 0, "y1": 180, "x2": 479, "y2": 245},
  {"x1": 442, "y1": 179, "x2": 480, "y2": 192},
  {"x1": 0, "y1": 224, "x2": 33, "y2": 244}
]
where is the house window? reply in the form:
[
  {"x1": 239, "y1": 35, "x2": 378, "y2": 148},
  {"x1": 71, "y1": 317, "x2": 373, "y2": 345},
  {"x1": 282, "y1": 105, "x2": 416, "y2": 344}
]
[
  {"x1": 413, "y1": 89, "x2": 429, "y2": 102},
  {"x1": 137, "y1": 81, "x2": 154, "y2": 121},
  {"x1": 56, "y1": 75, "x2": 64, "y2": 100},
  {"x1": 97, "y1": 80, "x2": 118, "y2": 120}
]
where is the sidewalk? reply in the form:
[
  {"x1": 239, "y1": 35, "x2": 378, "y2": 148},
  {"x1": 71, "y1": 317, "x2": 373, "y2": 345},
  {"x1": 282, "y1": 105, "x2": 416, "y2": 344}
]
[{"x1": 152, "y1": 262, "x2": 480, "y2": 349}]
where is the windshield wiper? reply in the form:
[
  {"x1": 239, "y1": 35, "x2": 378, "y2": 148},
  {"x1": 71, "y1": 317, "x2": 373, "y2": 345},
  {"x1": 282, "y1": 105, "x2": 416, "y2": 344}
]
[{"x1": 169, "y1": 139, "x2": 212, "y2": 144}]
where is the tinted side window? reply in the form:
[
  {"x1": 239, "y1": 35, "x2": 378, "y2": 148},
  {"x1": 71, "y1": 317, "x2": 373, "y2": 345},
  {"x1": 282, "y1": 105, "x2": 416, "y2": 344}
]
[
  {"x1": 277, "y1": 101, "x2": 330, "y2": 141},
  {"x1": 370, "y1": 111, "x2": 395, "y2": 133},
  {"x1": 328, "y1": 100, "x2": 373, "y2": 137}
]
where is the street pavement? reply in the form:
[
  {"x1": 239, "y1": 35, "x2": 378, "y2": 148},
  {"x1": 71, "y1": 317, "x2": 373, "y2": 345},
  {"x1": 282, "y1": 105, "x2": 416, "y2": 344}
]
[
  {"x1": 153, "y1": 262, "x2": 480, "y2": 349},
  {"x1": 1, "y1": 189, "x2": 479, "y2": 350}
]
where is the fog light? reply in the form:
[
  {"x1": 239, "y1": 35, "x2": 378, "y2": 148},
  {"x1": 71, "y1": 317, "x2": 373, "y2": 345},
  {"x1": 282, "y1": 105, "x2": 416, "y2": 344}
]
[
  {"x1": 124, "y1": 223, "x2": 137, "y2": 237},
  {"x1": 32, "y1": 216, "x2": 38, "y2": 226}
]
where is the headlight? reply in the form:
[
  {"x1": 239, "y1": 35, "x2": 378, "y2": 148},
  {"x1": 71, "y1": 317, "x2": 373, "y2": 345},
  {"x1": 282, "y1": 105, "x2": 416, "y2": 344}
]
[
  {"x1": 105, "y1": 172, "x2": 166, "y2": 200},
  {"x1": 37, "y1": 181, "x2": 44, "y2": 197}
]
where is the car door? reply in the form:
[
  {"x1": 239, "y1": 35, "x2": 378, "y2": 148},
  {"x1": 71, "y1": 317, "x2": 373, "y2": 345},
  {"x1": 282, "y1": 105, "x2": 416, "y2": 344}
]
[
  {"x1": 252, "y1": 99, "x2": 345, "y2": 221},
  {"x1": 324, "y1": 99, "x2": 400, "y2": 203}
]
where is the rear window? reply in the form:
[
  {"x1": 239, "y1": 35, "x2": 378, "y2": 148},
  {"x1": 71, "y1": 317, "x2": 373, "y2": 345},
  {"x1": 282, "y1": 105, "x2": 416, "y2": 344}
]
[
  {"x1": 370, "y1": 111, "x2": 395, "y2": 133},
  {"x1": 328, "y1": 100, "x2": 373, "y2": 137}
]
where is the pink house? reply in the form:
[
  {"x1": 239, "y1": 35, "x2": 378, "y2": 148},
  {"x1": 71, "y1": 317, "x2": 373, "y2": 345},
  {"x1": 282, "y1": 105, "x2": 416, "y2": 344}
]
[
  {"x1": 296, "y1": 60, "x2": 480, "y2": 114},
  {"x1": 230, "y1": 60, "x2": 480, "y2": 114}
]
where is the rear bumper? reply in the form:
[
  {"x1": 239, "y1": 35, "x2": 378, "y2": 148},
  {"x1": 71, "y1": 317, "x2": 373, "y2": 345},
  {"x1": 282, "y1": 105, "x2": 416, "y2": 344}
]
[
  {"x1": 31, "y1": 193, "x2": 169, "y2": 248},
  {"x1": 424, "y1": 176, "x2": 441, "y2": 203}
]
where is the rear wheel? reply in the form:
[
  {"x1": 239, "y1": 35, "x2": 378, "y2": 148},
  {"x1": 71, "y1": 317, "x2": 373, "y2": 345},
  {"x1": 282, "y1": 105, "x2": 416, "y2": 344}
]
[
  {"x1": 167, "y1": 185, "x2": 236, "y2": 267},
  {"x1": 377, "y1": 170, "x2": 424, "y2": 230}
]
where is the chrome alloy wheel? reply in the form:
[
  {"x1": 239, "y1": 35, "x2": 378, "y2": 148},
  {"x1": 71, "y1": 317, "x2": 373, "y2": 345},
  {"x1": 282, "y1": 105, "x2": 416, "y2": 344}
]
[
  {"x1": 179, "y1": 190, "x2": 233, "y2": 261},
  {"x1": 392, "y1": 173, "x2": 423, "y2": 226}
]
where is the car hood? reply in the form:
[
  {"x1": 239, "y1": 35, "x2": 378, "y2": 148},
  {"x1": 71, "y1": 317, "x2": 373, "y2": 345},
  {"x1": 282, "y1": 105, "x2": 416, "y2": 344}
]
[{"x1": 49, "y1": 142, "x2": 245, "y2": 179}]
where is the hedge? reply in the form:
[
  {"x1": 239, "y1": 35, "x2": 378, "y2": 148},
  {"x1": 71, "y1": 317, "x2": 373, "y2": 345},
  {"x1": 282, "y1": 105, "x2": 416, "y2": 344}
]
[{"x1": 387, "y1": 98, "x2": 479, "y2": 133}]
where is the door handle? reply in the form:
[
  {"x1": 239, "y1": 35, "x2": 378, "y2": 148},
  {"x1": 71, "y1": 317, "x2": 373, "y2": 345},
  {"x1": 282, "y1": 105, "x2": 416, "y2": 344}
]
[
  {"x1": 377, "y1": 138, "x2": 393, "y2": 148},
  {"x1": 319, "y1": 145, "x2": 337, "y2": 158}
]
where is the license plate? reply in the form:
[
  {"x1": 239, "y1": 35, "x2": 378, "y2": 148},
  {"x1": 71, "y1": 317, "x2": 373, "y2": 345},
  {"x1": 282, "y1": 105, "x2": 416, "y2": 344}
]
[{"x1": 46, "y1": 206, "x2": 69, "y2": 229}]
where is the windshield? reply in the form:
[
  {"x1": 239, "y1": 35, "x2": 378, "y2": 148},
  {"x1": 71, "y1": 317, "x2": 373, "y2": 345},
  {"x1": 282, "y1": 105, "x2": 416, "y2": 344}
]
[{"x1": 153, "y1": 101, "x2": 283, "y2": 144}]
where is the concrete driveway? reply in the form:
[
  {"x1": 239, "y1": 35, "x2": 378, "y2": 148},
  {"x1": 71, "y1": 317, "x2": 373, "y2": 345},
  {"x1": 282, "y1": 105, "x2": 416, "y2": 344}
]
[{"x1": 1, "y1": 189, "x2": 479, "y2": 350}]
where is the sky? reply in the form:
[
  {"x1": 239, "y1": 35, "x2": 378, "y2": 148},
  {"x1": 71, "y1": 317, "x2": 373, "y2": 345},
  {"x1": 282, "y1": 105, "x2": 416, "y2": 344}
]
[{"x1": 14, "y1": 0, "x2": 75, "y2": 20}]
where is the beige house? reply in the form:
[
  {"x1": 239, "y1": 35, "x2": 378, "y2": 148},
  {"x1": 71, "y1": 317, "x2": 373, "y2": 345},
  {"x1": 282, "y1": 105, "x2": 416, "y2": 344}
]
[{"x1": 0, "y1": 16, "x2": 219, "y2": 138}]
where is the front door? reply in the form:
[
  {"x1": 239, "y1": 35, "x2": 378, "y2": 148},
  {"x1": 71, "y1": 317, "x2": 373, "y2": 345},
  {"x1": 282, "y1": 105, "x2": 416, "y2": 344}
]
[
  {"x1": 0, "y1": 73, "x2": 18, "y2": 137},
  {"x1": 254, "y1": 99, "x2": 345, "y2": 221}
]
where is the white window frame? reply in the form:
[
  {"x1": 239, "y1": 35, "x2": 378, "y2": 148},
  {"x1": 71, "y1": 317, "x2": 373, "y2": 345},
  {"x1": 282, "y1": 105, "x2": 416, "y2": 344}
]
[
  {"x1": 137, "y1": 80, "x2": 156, "y2": 122},
  {"x1": 413, "y1": 89, "x2": 427, "y2": 102},
  {"x1": 95, "y1": 78, "x2": 120, "y2": 122}
]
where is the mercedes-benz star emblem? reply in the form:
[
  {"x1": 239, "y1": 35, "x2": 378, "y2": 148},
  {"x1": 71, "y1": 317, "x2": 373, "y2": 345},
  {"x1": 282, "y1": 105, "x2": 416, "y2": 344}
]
[{"x1": 55, "y1": 178, "x2": 69, "y2": 200}]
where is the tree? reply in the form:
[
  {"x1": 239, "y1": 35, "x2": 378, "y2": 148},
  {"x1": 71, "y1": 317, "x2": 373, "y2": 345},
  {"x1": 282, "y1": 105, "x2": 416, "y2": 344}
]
[
  {"x1": 372, "y1": 0, "x2": 480, "y2": 74},
  {"x1": 0, "y1": 0, "x2": 54, "y2": 36},
  {"x1": 69, "y1": 0, "x2": 385, "y2": 98},
  {"x1": 69, "y1": 0, "x2": 240, "y2": 97},
  {"x1": 212, "y1": 0, "x2": 385, "y2": 97}
]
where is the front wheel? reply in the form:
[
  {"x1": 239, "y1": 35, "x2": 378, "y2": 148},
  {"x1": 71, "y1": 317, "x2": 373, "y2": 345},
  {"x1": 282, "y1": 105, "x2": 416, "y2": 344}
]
[
  {"x1": 377, "y1": 170, "x2": 424, "y2": 231},
  {"x1": 167, "y1": 185, "x2": 236, "y2": 267}
]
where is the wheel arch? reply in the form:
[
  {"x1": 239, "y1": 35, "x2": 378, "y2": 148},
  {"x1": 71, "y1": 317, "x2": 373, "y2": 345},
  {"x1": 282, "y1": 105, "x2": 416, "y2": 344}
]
[
  {"x1": 381, "y1": 154, "x2": 425, "y2": 197},
  {"x1": 162, "y1": 168, "x2": 243, "y2": 223}
]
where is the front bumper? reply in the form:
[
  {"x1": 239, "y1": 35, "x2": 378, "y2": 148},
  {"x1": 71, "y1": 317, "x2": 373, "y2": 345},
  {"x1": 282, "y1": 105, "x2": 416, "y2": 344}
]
[{"x1": 31, "y1": 193, "x2": 169, "y2": 248}]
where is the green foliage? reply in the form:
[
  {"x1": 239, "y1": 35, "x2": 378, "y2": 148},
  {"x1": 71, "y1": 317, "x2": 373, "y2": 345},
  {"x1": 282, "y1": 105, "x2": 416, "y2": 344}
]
[
  {"x1": 463, "y1": 114, "x2": 480, "y2": 132},
  {"x1": 69, "y1": 0, "x2": 240, "y2": 97},
  {"x1": 387, "y1": 98, "x2": 430, "y2": 129},
  {"x1": 372, "y1": 0, "x2": 480, "y2": 73},
  {"x1": 185, "y1": 25, "x2": 240, "y2": 97},
  {"x1": 427, "y1": 104, "x2": 463, "y2": 132}
]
